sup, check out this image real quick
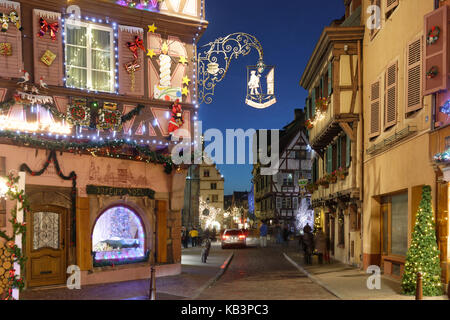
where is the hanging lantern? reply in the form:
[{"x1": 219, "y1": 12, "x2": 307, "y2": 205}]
[{"x1": 207, "y1": 62, "x2": 219, "y2": 76}]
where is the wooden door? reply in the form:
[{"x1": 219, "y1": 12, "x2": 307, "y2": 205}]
[
  {"x1": 156, "y1": 201, "x2": 167, "y2": 264},
  {"x1": 26, "y1": 205, "x2": 67, "y2": 287}
]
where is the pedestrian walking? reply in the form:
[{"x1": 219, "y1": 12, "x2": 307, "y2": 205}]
[
  {"x1": 314, "y1": 229, "x2": 326, "y2": 264},
  {"x1": 181, "y1": 226, "x2": 188, "y2": 248},
  {"x1": 259, "y1": 221, "x2": 268, "y2": 248},
  {"x1": 274, "y1": 224, "x2": 282, "y2": 244},
  {"x1": 325, "y1": 233, "x2": 331, "y2": 264},
  {"x1": 201, "y1": 237, "x2": 211, "y2": 263},
  {"x1": 303, "y1": 224, "x2": 314, "y2": 265},
  {"x1": 211, "y1": 227, "x2": 217, "y2": 243},
  {"x1": 203, "y1": 228, "x2": 210, "y2": 241},
  {"x1": 282, "y1": 225, "x2": 290, "y2": 247},
  {"x1": 189, "y1": 227, "x2": 199, "y2": 247}
]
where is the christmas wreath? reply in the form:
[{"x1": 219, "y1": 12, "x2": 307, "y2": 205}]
[
  {"x1": 97, "y1": 108, "x2": 123, "y2": 131},
  {"x1": 427, "y1": 26, "x2": 440, "y2": 45},
  {"x1": 67, "y1": 104, "x2": 90, "y2": 127},
  {"x1": 426, "y1": 66, "x2": 439, "y2": 79}
]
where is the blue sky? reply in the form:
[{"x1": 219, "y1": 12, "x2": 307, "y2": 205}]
[{"x1": 198, "y1": 0, "x2": 345, "y2": 195}]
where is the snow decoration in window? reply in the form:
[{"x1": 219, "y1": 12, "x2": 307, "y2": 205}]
[{"x1": 92, "y1": 206, "x2": 146, "y2": 265}]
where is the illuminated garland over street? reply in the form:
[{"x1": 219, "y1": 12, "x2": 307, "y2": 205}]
[{"x1": 0, "y1": 173, "x2": 29, "y2": 300}]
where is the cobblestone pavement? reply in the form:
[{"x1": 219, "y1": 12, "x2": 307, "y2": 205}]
[
  {"x1": 20, "y1": 244, "x2": 230, "y2": 300},
  {"x1": 195, "y1": 241, "x2": 338, "y2": 300}
]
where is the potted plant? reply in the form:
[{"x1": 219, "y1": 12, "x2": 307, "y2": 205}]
[
  {"x1": 337, "y1": 167, "x2": 349, "y2": 180},
  {"x1": 315, "y1": 97, "x2": 329, "y2": 112},
  {"x1": 305, "y1": 119, "x2": 314, "y2": 130}
]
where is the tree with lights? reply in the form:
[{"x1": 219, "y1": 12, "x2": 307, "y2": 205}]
[{"x1": 401, "y1": 185, "x2": 443, "y2": 296}]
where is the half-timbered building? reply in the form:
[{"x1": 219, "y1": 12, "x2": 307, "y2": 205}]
[
  {"x1": 300, "y1": 1, "x2": 364, "y2": 267},
  {"x1": 0, "y1": 0, "x2": 207, "y2": 296}
]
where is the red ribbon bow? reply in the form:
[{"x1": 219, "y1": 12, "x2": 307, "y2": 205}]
[
  {"x1": 38, "y1": 17, "x2": 59, "y2": 41},
  {"x1": 127, "y1": 36, "x2": 145, "y2": 61}
]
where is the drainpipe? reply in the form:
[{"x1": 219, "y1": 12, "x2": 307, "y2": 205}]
[{"x1": 358, "y1": 39, "x2": 364, "y2": 270}]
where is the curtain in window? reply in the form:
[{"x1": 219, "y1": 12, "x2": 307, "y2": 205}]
[
  {"x1": 391, "y1": 193, "x2": 408, "y2": 256},
  {"x1": 33, "y1": 212, "x2": 60, "y2": 250}
]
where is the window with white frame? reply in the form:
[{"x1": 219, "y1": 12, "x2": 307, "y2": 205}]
[{"x1": 65, "y1": 21, "x2": 115, "y2": 92}]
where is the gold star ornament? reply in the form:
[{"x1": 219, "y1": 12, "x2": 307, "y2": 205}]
[
  {"x1": 148, "y1": 23, "x2": 157, "y2": 33},
  {"x1": 182, "y1": 76, "x2": 191, "y2": 86},
  {"x1": 179, "y1": 56, "x2": 188, "y2": 65},
  {"x1": 182, "y1": 87, "x2": 189, "y2": 96},
  {"x1": 147, "y1": 49, "x2": 156, "y2": 58}
]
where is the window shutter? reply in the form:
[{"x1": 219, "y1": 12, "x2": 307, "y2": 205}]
[
  {"x1": 305, "y1": 97, "x2": 310, "y2": 120},
  {"x1": 346, "y1": 135, "x2": 351, "y2": 168},
  {"x1": 276, "y1": 197, "x2": 282, "y2": 209},
  {"x1": 341, "y1": 135, "x2": 347, "y2": 168},
  {"x1": 311, "y1": 88, "x2": 316, "y2": 117},
  {"x1": 423, "y1": 5, "x2": 449, "y2": 96},
  {"x1": 386, "y1": 0, "x2": 399, "y2": 15},
  {"x1": 33, "y1": 9, "x2": 63, "y2": 86},
  {"x1": 384, "y1": 61, "x2": 398, "y2": 129},
  {"x1": 328, "y1": 61, "x2": 333, "y2": 96},
  {"x1": 327, "y1": 145, "x2": 332, "y2": 174},
  {"x1": 0, "y1": 1, "x2": 23, "y2": 79},
  {"x1": 369, "y1": 79, "x2": 381, "y2": 137},
  {"x1": 312, "y1": 159, "x2": 317, "y2": 182},
  {"x1": 406, "y1": 37, "x2": 423, "y2": 113},
  {"x1": 337, "y1": 138, "x2": 342, "y2": 169},
  {"x1": 118, "y1": 25, "x2": 145, "y2": 96},
  {"x1": 320, "y1": 77, "x2": 324, "y2": 98}
]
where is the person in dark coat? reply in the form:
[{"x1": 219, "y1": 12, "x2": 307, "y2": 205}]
[
  {"x1": 314, "y1": 229, "x2": 326, "y2": 264},
  {"x1": 211, "y1": 228, "x2": 217, "y2": 242},
  {"x1": 303, "y1": 227, "x2": 314, "y2": 265},
  {"x1": 201, "y1": 238, "x2": 211, "y2": 263},
  {"x1": 282, "y1": 225, "x2": 290, "y2": 247}
]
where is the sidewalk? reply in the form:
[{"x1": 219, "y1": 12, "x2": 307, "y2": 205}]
[
  {"x1": 20, "y1": 243, "x2": 232, "y2": 300},
  {"x1": 283, "y1": 244, "x2": 449, "y2": 300}
]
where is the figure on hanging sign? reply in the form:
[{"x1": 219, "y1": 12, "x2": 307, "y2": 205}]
[
  {"x1": 168, "y1": 99, "x2": 184, "y2": 138},
  {"x1": 245, "y1": 65, "x2": 277, "y2": 109},
  {"x1": 248, "y1": 71, "x2": 261, "y2": 95}
]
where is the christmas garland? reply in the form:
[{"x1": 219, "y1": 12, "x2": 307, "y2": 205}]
[
  {"x1": 121, "y1": 104, "x2": 145, "y2": 123},
  {"x1": 0, "y1": 173, "x2": 29, "y2": 300},
  {"x1": 427, "y1": 26, "x2": 440, "y2": 45},
  {"x1": 0, "y1": 131, "x2": 174, "y2": 174},
  {"x1": 19, "y1": 150, "x2": 77, "y2": 245}
]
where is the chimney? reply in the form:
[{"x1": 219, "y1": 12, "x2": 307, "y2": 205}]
[{"x1": 295, "y1": 109, "x2": 305, "y2": 123}]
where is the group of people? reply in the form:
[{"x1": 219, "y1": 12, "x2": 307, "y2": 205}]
[
  {"x1": 299, "y1": 224, "x2": 330, "y2": 265},
  {"x1": 181, "y1": 226, "x2": 218, "y2": 249}
]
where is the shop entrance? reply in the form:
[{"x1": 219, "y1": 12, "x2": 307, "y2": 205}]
[{"x1": 26, "y1": 205, "x2": 68, "y2": 287}]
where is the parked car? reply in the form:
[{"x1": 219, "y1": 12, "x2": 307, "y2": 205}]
[{"x1": 221, "y1": 229, "x2": 246, "y2": 249}]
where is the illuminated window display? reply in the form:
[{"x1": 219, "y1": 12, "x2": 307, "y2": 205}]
[{"x1": 92, "y1": 206, "x2": 146, "y2": 266}]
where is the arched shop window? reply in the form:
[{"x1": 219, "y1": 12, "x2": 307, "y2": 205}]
[{"x1": 92, "y1": 206, "x2": 147, "y2": 267}]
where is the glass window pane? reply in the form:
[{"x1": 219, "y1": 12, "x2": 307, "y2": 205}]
[
  {"x1": 66, "y1": 67, "x2": 87, "y2": 89},
  {"x1": 33, "y1": 212, "x2": 60, "y2": 250},
  {"x1": 92, "y1": 71, "x2": 112, "y2": 92},
  {"x1": 66, "y1": 46, "x2": 87, "y2": 68},
  {"x1": 91, "y1": 29, "x2": 111, "y2": 51},
  {"x1": 66, "y1": 25, "x2": 87, "y2": 46},
  {"x1": 390, "y1": 193, "x2": 408, "y2": 256},
  {"x1": 92, "y1": 50, "x2": 111, "y2": 71},
  {"x1": 382, "y1": 206, "x2": 388, "y2": 254}
]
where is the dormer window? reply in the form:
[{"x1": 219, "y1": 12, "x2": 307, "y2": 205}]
[{"x1": 65, "y1": 21, "x2": 116, "y2": 93}]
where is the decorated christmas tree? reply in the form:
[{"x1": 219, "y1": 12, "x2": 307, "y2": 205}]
[{"x1": 401, "y1": 185, "x2": 443, "y2": 296}]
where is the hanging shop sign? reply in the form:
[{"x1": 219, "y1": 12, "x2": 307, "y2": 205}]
[{"x1": 245, "y1": 64, "x2": 276, "y2": 109}]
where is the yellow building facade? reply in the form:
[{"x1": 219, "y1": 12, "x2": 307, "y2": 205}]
[{"x1": 361, "y1": 0, "x2": 443, "y2": 281}]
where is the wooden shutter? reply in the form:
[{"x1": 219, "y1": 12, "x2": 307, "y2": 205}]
[
  {"x1": 384, "y1": 61, "x2": 398, "y2": 129},
  {"x1": 369, "y1": 79, "x2": 381, "y2": 137},
  {"x1": 386, "y1": 0, "x2": 399, "y2": 15},
  {"x1": 337, "y1": 138, "x2": 342, "y2": 169},
  {"x1": 118, "y1": 25, "x2": 145, "y2": 96},
  {"x1": 346, "y1": 135, "x2": 351, "y2": 167},
  {"x1": 305, "y1": 97, "x2": 310, "y2": 120},
  {"x1": 0, "y1": 1, "x2": 22, "y2": 79},
  {"x1": 311, "y1": 88, "x2": 316, "y2": 117},
  {"x1": 423, "y1": 5, "x2": 449, "y2": 95},
  {"x1": 33, "y1": 9, "x2": 63, "y2": 86},
  {"x1": 327, "y1": 145, "x2": 332, "y2": 174},
  {"x1": 341, "y1": 135, "x2": 347, "y2": 168},
  {"x1": 406, "y1": 37, "x2": 423, "y2": 113},
  {"x1": 328, "y1": 60, "x2": 333, "y2": 96}
]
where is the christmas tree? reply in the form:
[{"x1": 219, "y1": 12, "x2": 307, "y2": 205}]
[{"x1": 401, "y1": 185, "x2": 443, "y2": 296}]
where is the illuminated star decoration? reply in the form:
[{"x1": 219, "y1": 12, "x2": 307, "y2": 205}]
[
  {"x1": 179, "y1": 55, "x2": 188, "y2": 65},
  {"x1": 148, "y1": 23, "x2": 157, "y2": 33},
  {"x1": 181, "y1": 87, "x2": 189, "y2": 96},
  {"x1": 182, "y1": 76, "x2": 191, "y2": 86},
  {"x1": 147, "y1": 49, "x2": 155, "y2": 58},
  {"x1": 161, "y1": 41, "x2": 169, "y2": 55}
]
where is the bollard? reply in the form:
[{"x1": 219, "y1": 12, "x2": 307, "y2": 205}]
[
  {"x1": 149, "y1": 266, "x2": 156, "y2": 300},
  {"x1": 415, "y1": 272, "x2": 423, "y2": 300}
]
